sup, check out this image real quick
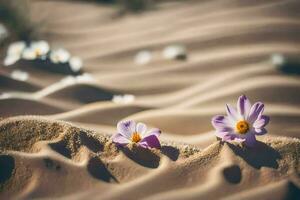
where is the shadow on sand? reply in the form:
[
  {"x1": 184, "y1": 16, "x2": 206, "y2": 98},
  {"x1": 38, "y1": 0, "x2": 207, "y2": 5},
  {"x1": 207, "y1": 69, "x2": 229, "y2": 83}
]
[
  {"x1": 0, "y1": 154, "x2": 15, "y2": 187},
  {"x1": 87, "y1": 157, "x2": 118, "y2": 183},
  {"x1": 227, "y1": 141, "x2": 281, "y2": 169},
  {"x1": 120, "y1": 145, "x2": 160, "y2": 168}
]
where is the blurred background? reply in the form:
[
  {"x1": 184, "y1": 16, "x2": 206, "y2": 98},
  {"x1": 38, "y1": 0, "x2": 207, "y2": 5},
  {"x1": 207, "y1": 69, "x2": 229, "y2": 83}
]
[{"x1": 0, "y1": 0, "x2": 300, "y2": 145}]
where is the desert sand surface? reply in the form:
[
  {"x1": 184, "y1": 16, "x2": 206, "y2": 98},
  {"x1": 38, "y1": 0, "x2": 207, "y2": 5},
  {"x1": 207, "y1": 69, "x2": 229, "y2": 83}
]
[{"x1": 0, "y1": 0, "x2": 300, "y2": 199}]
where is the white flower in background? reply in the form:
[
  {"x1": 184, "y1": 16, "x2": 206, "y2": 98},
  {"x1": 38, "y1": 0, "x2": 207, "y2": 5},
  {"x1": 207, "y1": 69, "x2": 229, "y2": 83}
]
[
  {"x1": 50, "y1": 48, "x2": 71, "y2": 64},
  {"x1": 10, "y1": 70, "x2": 29, "y2": 81},
  {"x1": 134, "y1": 50, "x2": 152, "y2": 65},
  {"x1": 4, "y1": 40, "x2": 50, "y2": 66},
  {"x1": 4, "y1": 55, "x2": 21, "y2": 66},
  {"x1": 112, "y1": 94, "x2": 135, "y2": 104},
  {"x1": 163, "y1": 45, "x2": 187, "y2": 60},
  {"x1": 22, "y1": 40, "x2": 50, "y2": 60},
  {"x1": 0, "y1": 23, "x2": 8, "y2": 42},
  {"x1": 4, "y1": 41, "x2": 26, "y2": 66},
  {"x1": 7, "y1": 41, "x2": 26, "y2": 55},
  {"x1": 270, "y1": 53, "x2": 285, "y2": 66},
  {"x1": 22, "y1": 47, "x2": 37, "y2": 60},
  {"x1": 31, "y1": 40, "x2": 50, "y2": 57},
  {"x1": 69, "y1": 56, "x2": 83, "y2": 72}
]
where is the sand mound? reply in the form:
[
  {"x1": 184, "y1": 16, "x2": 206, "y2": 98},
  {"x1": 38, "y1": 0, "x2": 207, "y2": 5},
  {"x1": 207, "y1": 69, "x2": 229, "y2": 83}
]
[
  {"x1": 0, "y1": 98, "x2": 65, "y2": 118},
  {"x1": 0, "y1": 74, "x2": 39, "y2": 92},
  {"x1": 0, "y1": 117, "x2": 299, "y2": 199}
]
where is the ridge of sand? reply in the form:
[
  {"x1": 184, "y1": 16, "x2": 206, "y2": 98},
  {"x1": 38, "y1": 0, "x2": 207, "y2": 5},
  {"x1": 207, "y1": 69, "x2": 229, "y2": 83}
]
[{"x1": 0, "y1": 116, "x2": 299, "y2": 199}]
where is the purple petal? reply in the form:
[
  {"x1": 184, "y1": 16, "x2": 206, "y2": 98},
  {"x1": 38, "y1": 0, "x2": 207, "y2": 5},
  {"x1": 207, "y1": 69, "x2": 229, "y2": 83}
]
[
  {"x1": 222, "y1": 133, "x2": 236, "y2": 142},
  {"x1": 233, "y1": 137, "x2": 246, "y2": 143},
  {"x1": 222, "y1": 134, "x2": 232, "y2": 141},
  {"x1": 146, "y1": 128, "x2": 161, "y2": 138},
  {"x1": 212, "y1": 115, "x2": 233, "y2": 131},
  {"x1": 254, "y1": 128, "x2": 267, "y2": 135},
  {"x1": 216, "y1": 130, "x2": 231, "y2": 139},
  {"x1": 139, "y1": 135, "x2": 161, "y2": 149},
  {"x1": 253, "y1": 115, "x2": 270, "y2": 129},
  {"x1": 136, "y1": 122, "x2": 147, "y2": 135},
  {"x1": 244, "y1": 133, "x2": 257, "y2": 147},
  {"x1": 226, "y1": 104, "x2": 240, "y2": 122},
  {"x1": 212, "y1": 115, "x2": 234, "y2": 140},
  {"x1": 112, "y1": 133, "x2": 130, "y2": 145},
  {"x1": 117, "y1": 120, "x2": 136, "y2": 138},
  {"x1": 215, "y1": 130, "x2": 239, "y2": 142},
  {"x1": 248, "y1": 102, "x2": 264, "y2": 123},
  {"x1": 237, "y1": 95, "x2": 251, "y2": 119}
]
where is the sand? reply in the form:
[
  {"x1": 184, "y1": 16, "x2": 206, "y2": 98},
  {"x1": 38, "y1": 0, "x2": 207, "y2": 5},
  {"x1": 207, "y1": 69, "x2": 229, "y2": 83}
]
[
  {"x1": 0, "y1": 116, "x2": 299, "y2": 199},
  {"x1": 0, "y1": 0, "x2": 300, "y2": 199}
]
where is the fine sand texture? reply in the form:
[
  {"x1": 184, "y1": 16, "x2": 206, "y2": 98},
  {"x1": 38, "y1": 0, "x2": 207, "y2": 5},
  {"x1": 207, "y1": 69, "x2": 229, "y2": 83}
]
[
  {"x1": 1, "y1": 0, "x2": 300, "y2": 199},
  {"x1": 0, "y1": 116, "x2": 299, "y2": 200}
]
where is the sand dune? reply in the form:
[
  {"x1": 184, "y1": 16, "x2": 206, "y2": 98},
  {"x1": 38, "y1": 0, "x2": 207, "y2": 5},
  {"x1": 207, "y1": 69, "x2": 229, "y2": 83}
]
[
  {"x1": 0, "y1": 117, "x2": 299, "y2": 199},
  {"x1": 1, "y1": 0, "x2": 300, "y2": 199}
]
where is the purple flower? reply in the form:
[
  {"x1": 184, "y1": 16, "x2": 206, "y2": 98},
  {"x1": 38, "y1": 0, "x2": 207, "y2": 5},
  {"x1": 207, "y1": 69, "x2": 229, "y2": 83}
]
[
  {"x1": 112, "y1": 120, "x2": 161, "y2": 149},
  {"x1": 212, "y1": 95, "x2": 270, "y2": 147}
]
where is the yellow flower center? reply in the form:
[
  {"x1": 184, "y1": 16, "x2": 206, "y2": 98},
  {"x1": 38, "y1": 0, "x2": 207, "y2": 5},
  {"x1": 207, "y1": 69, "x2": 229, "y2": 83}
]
[
  {"x1": 131, "y1": 132, "x2": 141, "y2": 143},
  {"x1": 35, "y1": 49, "x2": 42, "y2": 56},
  {"x1": 236, "y1": 120, "x2": 249, "y2": 134}
]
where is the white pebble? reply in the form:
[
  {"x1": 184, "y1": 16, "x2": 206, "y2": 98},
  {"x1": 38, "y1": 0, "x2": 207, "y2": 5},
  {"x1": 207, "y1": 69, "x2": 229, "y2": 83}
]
[
  {"x1": 10, "y1": 70, "x2": 29, "y2": 81},
  {"x1": 270, "y1": 53, "x2": 285, "y2": 66},
  {"x1": 163, "y1": 45, "x2": 187, "y2": 60},
  {"x1": 112, "y1": 94, "x2": 135, "y2": 104},
  {"x1": 134, "y1": 50, "x2": 152, "y2": 65}
]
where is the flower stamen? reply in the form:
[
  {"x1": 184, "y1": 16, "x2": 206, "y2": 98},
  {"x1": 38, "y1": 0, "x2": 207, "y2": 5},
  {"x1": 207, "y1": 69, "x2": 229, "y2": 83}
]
[
  {"x1": 131, "y1": 132, "x2": 141, "y2": 143},
  {"x1": 236, "y1": 120, "x2": 249, "y2": 134},
  {"x1": 35, "y1": 49, "x2": 42, "y2": 57}
]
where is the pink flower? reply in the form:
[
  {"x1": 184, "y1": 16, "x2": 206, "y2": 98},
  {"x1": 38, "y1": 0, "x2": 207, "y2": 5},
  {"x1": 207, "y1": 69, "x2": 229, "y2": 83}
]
[
  {"x1": 212, "y1": 95, "x2": 270, "y2": 147},
  {"x1": 112, "y1": 120, "x2": 161, "y2": 149}
]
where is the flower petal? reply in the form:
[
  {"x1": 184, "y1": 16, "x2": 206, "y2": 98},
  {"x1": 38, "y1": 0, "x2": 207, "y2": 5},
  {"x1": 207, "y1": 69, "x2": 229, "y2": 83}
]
[
  {"x1": 136, "y1": 122, "x2": 147, "y2": 136},
  {"x1": 112, "y1": 133, "x2": 130, "y2": 145},
  {"x1": 146, "y1": 128, "x2": 161, "y2": 138},
  {"x1": 216, "y1": 131, "x2": 233, "y2": 141},
  {"x1": 248, "y1": 102, "x2": 264, "y2": 123},
  {"x1": 4, "y1": 55, "x2": 20, "y2": 66},
  {"x1": 117, "y1": 120, "x2": 136, "y2": 138},
  {"x1": 212, "y1": 115, "x2": 234, "y2": 130},
  {"x1": 226, "y1": 104, "x2": 241, "y2": 122},
  {"x1": 233, "y1": 137, "x2": 246, "y2": 143},
  {"x1": 139, "y1": 135, "x2": 161, "y2": 149},
  {"x1": 253, "y1": 115, "x2": 270, "y2": 129},
  {"x1": 31, "y1": 40, "x2": 50, "y2": 56},
  {"x1": 7, "y1": 41, "x2": 26, "y2": 56},
  {"x1": 22, "y1": 48, "x2": 37, "y2": 60},
  {"x1": 50, "y1": 48, "x2": 70, "y2": 63},
  {"x1": 222, "y1": 134, "x2": 234, "y2": 141},
  {"x1": 69, "y1": 57, "x2": 83, "y2": 72},
  {"x1": 254, "y1": 128, "x2": 267, "y2": 135},
  {"x1": 237, "y1": 95, "x2": 251, "y2": 119},
  {"x1": 244, "y1": 133, "x2": 257, "y2": 147}
]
